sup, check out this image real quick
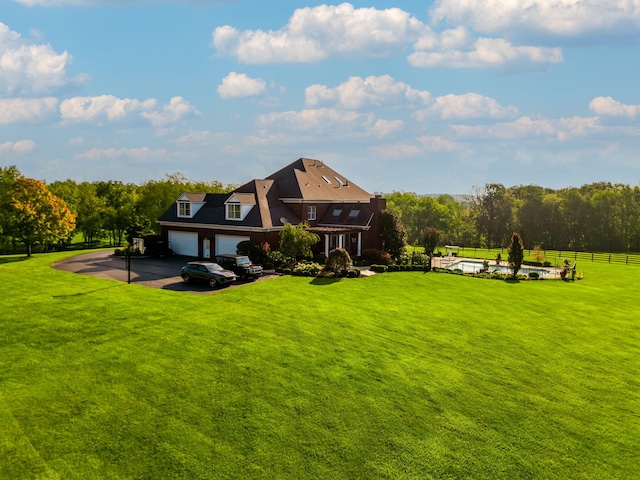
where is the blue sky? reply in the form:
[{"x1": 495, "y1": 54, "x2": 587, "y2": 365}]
[{"x1": 2, "y1": 0, "x2": 640, "y2": 194}]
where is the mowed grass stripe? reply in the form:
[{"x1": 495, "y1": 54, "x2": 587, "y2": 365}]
[{"x1": 0, "y1": 251, "x2": 638, "y2": 479}]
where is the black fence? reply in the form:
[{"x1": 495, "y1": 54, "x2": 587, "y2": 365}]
[{"x1": 449, "y1": 246, "x2": 640, "y2": 266}]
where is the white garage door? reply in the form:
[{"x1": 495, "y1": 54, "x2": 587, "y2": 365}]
[
  {"x1": 168, "y1": 231, "x2": 198, "y2": 257},
  {"x1": 215, "y1": 234, "x2": 250, "y2": 255}
]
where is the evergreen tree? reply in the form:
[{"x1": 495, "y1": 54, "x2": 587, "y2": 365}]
[
  {"x1": 379, "y1": 209, "x2": 407, "y2": 260},
  {"x1": 507, "y1": 232, "x2": 524, "y2": 278}
]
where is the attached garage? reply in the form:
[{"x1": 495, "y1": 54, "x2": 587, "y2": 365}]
[
  {"x1": 168, "y1": 231, "x2": 198, "y2": 257},
  {"x1": 215, "y1": 234, "x2": 250, "y2": 255}
]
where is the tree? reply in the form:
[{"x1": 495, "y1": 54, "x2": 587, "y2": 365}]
[
  {"x1": 421, "y1": 226, "x2": 442, "y2": 256},
  {"x1": 379, "y1": 209, "x2": 407, "y2": 260},
  {"x1": 0, "y1": 178, "x2": 76, "y2": 256},
  {"x1": 325, "y1": 248, "x2": 352, "y2": 276},
  {"x1": 472, "y1": 183, "x2": 513, "y2": 248},
  {"x1": 507, "y1": 232, "x2": 524, "y2": 278},
  {"x1": 278, "y1": 223, "x2": 320, "y2": 261}
]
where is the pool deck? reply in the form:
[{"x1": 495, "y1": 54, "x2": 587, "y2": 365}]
[{"x1": 432, "y1": 255, "x2": 563, "y2": 279}]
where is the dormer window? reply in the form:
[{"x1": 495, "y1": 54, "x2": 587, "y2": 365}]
[
  {"x1": 224, "y1": 192, "x2": 256, "y2": 221},
  {"x1": 178, "y1": 201, "x2": 191, "y2": 217},
  {"x1": 227, "y1": 203, "x2": 241, "y2": 220},
  {"x1": 307, "y1": 206, "x2": 316, "y2": 221}
]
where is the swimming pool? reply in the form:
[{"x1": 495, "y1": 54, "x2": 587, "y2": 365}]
[{"x1": 445, "y1": 260, "x2": 551, "y2": 276}]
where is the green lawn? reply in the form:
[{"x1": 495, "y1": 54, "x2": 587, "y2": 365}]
[{"x1": 1, "y1": 251, "x2": 638, "y2": 479}]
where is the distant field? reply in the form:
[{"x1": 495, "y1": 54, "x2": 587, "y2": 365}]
[{"x1": 1, "y1": 251, "x2": 638, "y2": 479}]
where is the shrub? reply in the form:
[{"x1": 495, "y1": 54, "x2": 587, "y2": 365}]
[
  {"x1": 347, "y1": 268, "x2": 360, "y2": 278},
  {"x1": 523, "y1": 260, "x2": 543, "y2": 267},
  {"x1": 528, "y1": 272, "x2": 540, "y2": 280},
  {"x1": 282, "y1": 267, "x2": 292, "y2": 275},
  {"x1": 388, "y1": 264, "x2": 401, "y2": 272},
  {"x1": 370, "y1": 264, "x2": 388, "y2": 273},
  {"x1": 267, "y1": 250, "x2": 293, "y2": 268},
  {"x1": 362, "y1": 249, "x2": 392, "y2": 265},
  {"x1": 313, "y1": 253, "x2": 327, "y2": 264},
  {"x1": 292, "y1": 261, "x2": 322, "y2": 277},
  {"x1": 325, "y1": 248, "x2": 353, "y2": 276}
]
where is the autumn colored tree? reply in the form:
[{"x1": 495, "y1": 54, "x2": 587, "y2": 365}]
[{"x1": 0, "y1": 178, "x2": 76, "y2": 256}]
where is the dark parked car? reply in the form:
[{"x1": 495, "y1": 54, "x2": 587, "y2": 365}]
[
  {"x1": 215, "y1": 254, "x2": 263, "y2": 281},
  {"x1": 181, "y1": 261, "x2": 236, "y2": 288}
]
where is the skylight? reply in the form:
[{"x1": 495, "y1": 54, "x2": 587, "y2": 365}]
[
  {"x1": 321, "y1": 175, "x2": 331, "y2": 184},
  {"x1": 348, "y1": 209, "x2": 360, "y2": 217},
  {"x1": 334, "y1": 176, "x2": 344, "y2": 186},
  {"x1": 333, "y1": 209, "x2": 342, "y2": 216}
]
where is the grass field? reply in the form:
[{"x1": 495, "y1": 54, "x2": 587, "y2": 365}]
[{"x1": 1, "y1": 251, "x2": 639, "y2": 479}]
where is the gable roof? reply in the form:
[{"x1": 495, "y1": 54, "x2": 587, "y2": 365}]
[
  {"x1": 158, "y1": 158, "x2": 379, "y2": 231},
  {"x1": 266, "y1": 158, "x2": 372, "y2": 202}
]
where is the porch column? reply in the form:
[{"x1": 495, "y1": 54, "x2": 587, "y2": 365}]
[
  {"x1": 324, "y1": 234, "x2": 329, "y2": 257},
  {"x1": 338, "y1": 234, "x2": 344, "y2": 249},
  {"x1": 357, "y1": 232, "x2": 362, "y2": 257}
]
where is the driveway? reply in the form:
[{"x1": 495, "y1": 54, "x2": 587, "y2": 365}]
[{"x1": 52, "y1": 250, "x2": 277, "y2": 293}]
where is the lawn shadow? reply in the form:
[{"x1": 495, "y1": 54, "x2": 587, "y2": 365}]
[
  {"x1": 0, "y1": 255, "x2": 30, "y2": 264},
  {"x1": 310, "y1": 277, "x2": 343, "y2": 286},
  {"x1": 53, "y1": 284, "x2": 123, "y2": 298}
]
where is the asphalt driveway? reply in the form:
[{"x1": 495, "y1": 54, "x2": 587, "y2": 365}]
[{"x1": 52, "y1": 250, "x2": 276, "y2": 293}]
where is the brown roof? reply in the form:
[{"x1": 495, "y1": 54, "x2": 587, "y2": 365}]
[{"x1": 266, "y1": 158, "x2": 372, "y2": 202}]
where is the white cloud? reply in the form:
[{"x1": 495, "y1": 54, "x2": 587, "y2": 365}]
[
  {"x1": 370, "y1": 119, "x2": 405, "y2": 138},
  {"x1": 217, "y1": 72, "x2": 266, "y2": 100},
  {"x1": 140, "y1": 96, "x2": 200, "y2": 127},
  {"x1": 430, "y1": 0, "x2": 640, "y2": 42},
  {"x1": 0, "y1": 22, "x2": 87, "y2": 96},
  {"x1": 370, "y1": 135, "x2": 461, "y2": 157},
  {"x1": 0, "y1": 97, "x2": 58, "y2": 124},
  {"x1": 59, "y1": 95, "x2": 199, "y2": 127},
  {"x1": 589, "y1": 96, "x2": 640, "y2": 119},
  {"x1": 417, "y1": 135, "x2": 461, "y2": 152},
  {"x1": 69, "y1": 137, "x2": 83, "y2": 145},
  {"x1": 258, "y1": 107, "x2": 375, "y2": 134},
  {"x1": 212, "y1": 3, "x2": 425, "y2": 64},
  {"x1": 60, "y1": 95, "x2": 156, "y2": 122},
  {"x1": 305, "y1": 75, "x2": 431, "y2": 109},
  {"x1": 452, "y1": 115, "x2": 601, "y2": 140},
  {"x1": 415, "y1": 93, "x2": 518, "y2": 120},
  {"x1": 0, "y1": 139, "x2": 36, "y2": 154},
  {"x1": 409, "y1": 35, "x2": 563, "y2": 72},
  {"x1": 73, "y1": 146, "x2": 168, "y2": 161}
]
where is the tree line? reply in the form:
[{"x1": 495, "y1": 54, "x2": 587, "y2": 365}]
[
  {"x1": 387, "y1": 182, "x2": 640, "y2": 253},
  {"x1": 3, "y1": 162, "x2": 640, "y2": 256},
  {"x1": 0, "y1": 165, "x2": 233, "y2": 255}
]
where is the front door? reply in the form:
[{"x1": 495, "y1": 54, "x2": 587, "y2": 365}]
[{"x1": 203, "y1": 238, "x2": 211, "y2": 259}]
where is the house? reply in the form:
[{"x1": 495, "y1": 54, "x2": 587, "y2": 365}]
[{"x1": 157, "y1": 158, "x2": 387, "y2": 258}]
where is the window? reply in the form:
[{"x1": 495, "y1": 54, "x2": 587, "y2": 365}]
[
  {"x1": 227, "y1": 203, "x2": 241, "y2": 220},
  {"x1": 178, "y1": 201, "x2": 191, "y2": 217},
  {"x1": 333, "y1": 209, "x2": 342, "y2": 216},
  {"x1": 307, "y1": 206, "x2": 316, "y2": 221},
  {"x1": 348, "y1": 209, "x2": 360, "y2": 217}
]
